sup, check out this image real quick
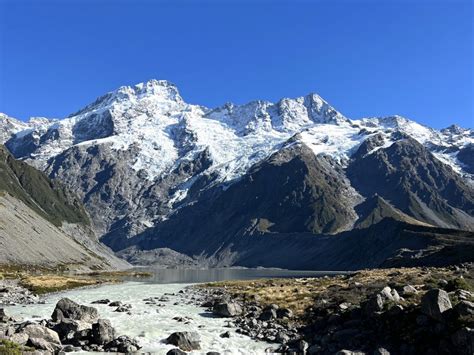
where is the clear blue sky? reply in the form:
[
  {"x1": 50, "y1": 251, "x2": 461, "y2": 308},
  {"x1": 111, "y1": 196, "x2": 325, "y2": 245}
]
[{"x1": 0, "y1": 0, "x2": 472, "y2": 128}]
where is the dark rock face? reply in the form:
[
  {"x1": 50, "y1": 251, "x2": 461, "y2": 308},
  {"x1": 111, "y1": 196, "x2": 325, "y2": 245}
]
[
  {"x1": 421, "y1": 289, "x2": 452, "y2": 321},
  {"x1": 91, "y1": 319, "x2": 116, "y2": 345},
  {"x1": 51, "y1": 298, "x2": 99, "y2": 323},
  {"x1": 457, "y1": 144, "x2": 474, "y2": 174},
  {"x1": 348, "y1": 138, "x2": 474, "y2": 231},
  {"x1": 165, "y1": 331, "x2": 201, "y2": 351},
  {"x1": 104, "y1": 335, "x2": 140, "y2": 353}
]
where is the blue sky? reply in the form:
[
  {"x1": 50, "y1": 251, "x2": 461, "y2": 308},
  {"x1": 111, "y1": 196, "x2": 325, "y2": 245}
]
[{"x1": 0, "y1": 0, "x2": 472, "y2": 128}]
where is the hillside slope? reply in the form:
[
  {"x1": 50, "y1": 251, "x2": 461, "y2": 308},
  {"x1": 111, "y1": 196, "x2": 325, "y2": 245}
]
[{"x1": 0, "y1": 146, "x2": 128, "y2": 270}]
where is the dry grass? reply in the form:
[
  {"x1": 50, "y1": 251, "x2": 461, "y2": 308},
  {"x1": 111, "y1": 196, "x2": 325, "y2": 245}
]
[
  {"x1": 201, "y1": 266, "x2": 474, "y2": 322},
  {"x1": 19, "y1": 275, "x2": 106, "y2": 294}
]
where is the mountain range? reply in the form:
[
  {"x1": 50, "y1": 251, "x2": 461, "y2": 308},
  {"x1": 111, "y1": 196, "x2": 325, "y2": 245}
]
[{"x1": 1, "y1": 79, "x2": 473, "y2": 270}]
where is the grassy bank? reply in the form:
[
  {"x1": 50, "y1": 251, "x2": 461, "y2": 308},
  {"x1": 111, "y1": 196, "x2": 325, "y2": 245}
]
[
  {"x1": 0, "y1": 265, "x2": 152, "y2": 295},
  {"x1": 200, "y1": 266, "x2": 474, "y2": 323}
]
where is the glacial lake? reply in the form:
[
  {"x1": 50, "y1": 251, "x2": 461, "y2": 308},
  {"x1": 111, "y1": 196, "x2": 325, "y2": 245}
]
[{"x1": 7, "y1": 268, "x2": 343, "y2": 354}]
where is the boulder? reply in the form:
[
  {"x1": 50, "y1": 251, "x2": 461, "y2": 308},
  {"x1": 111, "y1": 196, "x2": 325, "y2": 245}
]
[
  {"x1": 9, "y1": 332, "x2": 29, "y2": 345},
  {"x1": 19, "y1": 324, "x2": 61, "y2": 351},
  {"x1": 52, "y1": 298, "x2": 98, "y2": 323},
  {"x1": 220, "y1": 331, "x2": 231, "y2": 338},
  {"x1": 91, "y1": 319, "x2": 116, "y2": 345},
  {"x1": 454, "y1": 301, "x2": 474, "y2": 319},
  {"x1": 362, "y1": 294, "x2": 384, "y2": 315},
  {"x1": 91, "y1": 299, "x2": 110, "y2": 304},
  {"x1": 53, "y1": 319, "x2": 92, "y2": 341},
  {"x1": 451, "y1": 327, "x2": 474, "y2": 355},
  {"x1": 374, "y1": 348, "x2": 390, "y2": 355},
  {"x1": 421, "y1": 289, "x2": 452, "y2": 321},
  {"x1": 259, "y1": 308, "x2": 277, "y2": 321},
  {"x1": 167, "y1": 349, "x2": 187, "y2": 355},
  {"x1": 380, "y1": 287, "x2": 394, "y2": 301},
  {"x1": 104, "y1": 335, "x2": 140, "y2": 353},
  {"x1": 0, "y1": 308, "x2": 13, "y2": 323},
  {"x1": 165, "y1": 331, "x2": 201, "y2": 351},
  {"x1": 277, "y1": 308, "x2": 294, "y2": 319},
  {"x1": 401, "y1": 285, "x2": 418, "y2": 295},
  {"x1": 212, "y1": 302, "x2": 242, "y2": 317},
  {"x1": 108, "y1": 301, "x2": 122, "y2": 307},
  {"x1": 28, "y1": 337, "x2": 61, "y2": 352}
]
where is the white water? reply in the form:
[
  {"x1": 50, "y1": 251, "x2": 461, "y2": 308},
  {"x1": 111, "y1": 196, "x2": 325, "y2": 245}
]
[{"x1": 6, "y1": 282, "x2": 275, "y2": 354}]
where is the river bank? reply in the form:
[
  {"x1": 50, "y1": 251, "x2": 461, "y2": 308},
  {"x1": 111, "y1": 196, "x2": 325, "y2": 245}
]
[
  {"x1": 190, "y1": 264, "x2": 474, "y2": 354},
  {"x1": 0, "y1": 265, "x2": 472, "y2": 354}
]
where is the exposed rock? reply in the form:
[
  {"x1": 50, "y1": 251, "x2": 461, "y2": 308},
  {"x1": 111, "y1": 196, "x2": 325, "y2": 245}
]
[
  {"x1": 91, "y1": 319, "x2": 116, "y2": 345},
  {"x1": 165, "y1": 331, "x2": 201, "y2": 351},
  {"x1": 220, "y1": 331, "x2": 231, "y2": 338},
  {"x1": 374, "y1": 348, "x2": 390, "y2": 355},
  {"x1": 401, "y1": 285, "x2": 417, "y2": 295},
  {"x1": 108, "y1": 301, "x2": 122, "y2": 307},
  {"x1": 362, "y1": 294, "x2": 384, "y2": 315},
  {"x1": 454, "y1": 301, "x2": 474, "y2": 319},
  {"x1": 276, "y1": 308, "x2": 293, "y2": 319},
  {"x1": 52, "y1": 298, "x2": 99, "y2": 323},
  {"x1": 421, "y1": 289, "x2": 452, "y2": 321},
  {"x1": 91, "y1": 299, "x2": 110, "y2": 304},
  {"x1": 167, "y1": 349, "x2": 187, "y2": 355},
  {"x1": 213, "y1": 301, "x2": 242, "y2": 317},
  {"x1": 104, "y1": 335, "x2": 140, "y2": 353},
  {"x1": 451, "y1": 327, "x2": 474, "y2": 355}
]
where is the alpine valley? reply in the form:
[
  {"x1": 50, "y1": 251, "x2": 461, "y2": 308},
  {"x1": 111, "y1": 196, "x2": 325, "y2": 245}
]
[{"x1": 1, "y1": 79, "x2": 473, "y2": 270}]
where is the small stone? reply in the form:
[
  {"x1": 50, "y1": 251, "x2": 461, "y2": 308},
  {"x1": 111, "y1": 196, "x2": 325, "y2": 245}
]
[
  {"x1": 165, "y1": 331, "x2": 201, "y2": 351},
  {"x1": 220, "y1": 331, "x2": 231, "y2": 338},
  {"x1": 402, "y1": 285, "x2": 418, "y2": 295}
]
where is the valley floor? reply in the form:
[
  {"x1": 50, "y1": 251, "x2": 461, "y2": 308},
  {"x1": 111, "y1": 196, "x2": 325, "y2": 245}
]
[{"x1": 0, "y1": 264, "x2": 473, "y2": 354}]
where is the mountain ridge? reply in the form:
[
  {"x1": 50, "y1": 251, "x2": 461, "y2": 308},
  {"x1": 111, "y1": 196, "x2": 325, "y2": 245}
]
[{"x1": 1, "y1": 79, "x2": 473, "y2": 269}]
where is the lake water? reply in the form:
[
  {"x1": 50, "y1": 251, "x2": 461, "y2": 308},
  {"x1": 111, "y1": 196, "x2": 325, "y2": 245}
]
[{"x1": 6, "y1": 268, "x2": 339, "y2": 354}]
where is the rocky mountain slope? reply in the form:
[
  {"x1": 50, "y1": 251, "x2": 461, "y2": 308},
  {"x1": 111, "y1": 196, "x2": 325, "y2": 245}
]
[
  {"x1": 0, "y1": 145, "x2": 128, "y2": 270},
  {"x1": 1, "y1": 79, "x2": 473, "y2": 269}
]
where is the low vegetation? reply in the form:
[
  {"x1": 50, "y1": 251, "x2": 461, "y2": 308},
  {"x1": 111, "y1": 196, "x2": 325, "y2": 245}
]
[{"x1": 202, "y1": 266, "x2": 474, "y2": 323}]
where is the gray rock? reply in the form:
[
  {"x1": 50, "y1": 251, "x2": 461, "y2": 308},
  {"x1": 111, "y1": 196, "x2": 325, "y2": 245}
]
[
  {"x1": 53, "y1": 318, "x2": 91, "y2": 341},
  {"x1": 401, "y1": 285, "x2": 418, "y2": 295},
  {"x1": 91, "y1": 299, "x2": 110, "y2": 304},
  {"x1": 166, "y1": 331, "x2": 201, "y2": 351},
  {"x1": 454, "y1": 301, "x2": 474, "y2": 319},
  {"x1": 108, "y1": 301, "x2": 122, "y2": 307},
  {"x1": 259, "y1": 309, "x2": 277, "y2": 321},
  {"x1": 421, "y1": 289, "x2": 452, "y2": 321},
  {"x1": 9, "y1": 332, "x2": 29, "y2": 345},
  {"x1": 336, "y1": 351, "x2": 366, "y2": 355},
  {"x1": 0, "y1": 308, "x2": 13, "y2": 322},
  {"x1": 380, "y1": 286, "x2": 394, "y2": 301},
  {"x1": 374, "y1": 348, "x2": 390, "y2": 355},
  {"x1": 213, "y1": 302, "x2": 242, "y2": 317},
  {"x1": 451, "y1": 327, "x2": 474, "y2": 354},
  {"x1": 167, "y1": 349, "x2": 187, "y2": 355},
  {"x1": 52, "y1": 298, "x2": 99, "y2": 323},
  {"x1": 363, "y1": 294, "x2": 384, "y2": 315},
  {"x1": 220, "y1": 331, "x2": 231, "y2": 338},
  {"x1": 91, "y1": 319, "x2": 116, "y2": 345},
  {"x1": 390, "y1": 289, "x2": 400, "y2": 303},
  {"x1": 104, "y1": 335, "x2": 140, "y2": 353},
  {"x1": 276, "y1": 308, "x2": 293, "y2": 319},
  {"x1": 28, "y1": 337, "x2": 61, "y2": 352}
]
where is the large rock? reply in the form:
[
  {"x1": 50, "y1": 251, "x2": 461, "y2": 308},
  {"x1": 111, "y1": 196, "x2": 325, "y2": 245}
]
[
  {"x1": 52, "y1": 298, "x2": 99, "y2": 323},
  {"x1": 91, "y1": 319, "x2": 116, "y2": 345},
  {"x1": 362, "y1": 294, "x2": 384, "y2": 316},
  {"x1": 165, "y1": 331, "x2": 201, "y2": 351},
  {"x1": 19, "y1": 324, "x2": 62, "y2": 351},
  {"x1": 451, "y1": 327, "x2": 474, "y2": 355},
  {"x1": 421, "y1": 289, "x2": 452, "y2": 321},
  {"x1": 53, "y1": 318, "x2": 92, "y2": 341},
  {"x1": 454, "y1": 301, "x2": 474, "y2": 319},
  {"x1": 0, "y1": 308, "x2": 13, "y2": 323},
  {"x1": 212, "y1": 302, "x2": 242, "y2": 317},
  {"x1": 104, "y1": 335, "x2": 140, "y2": 353},
  {"x1": 167, "y1": 349, "x2": 187, "y2": 355}
]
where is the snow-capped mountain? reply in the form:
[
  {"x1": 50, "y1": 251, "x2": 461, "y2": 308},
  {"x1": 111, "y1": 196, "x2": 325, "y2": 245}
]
[{"x1": 2, "y1": 79, "x2": 473, "y2": 268}]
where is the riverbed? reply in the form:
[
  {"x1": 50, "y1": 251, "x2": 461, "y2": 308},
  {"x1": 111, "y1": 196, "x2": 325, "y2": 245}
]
[{"x1": 5, "y1": 268, "x2": 338, "y2": 354}]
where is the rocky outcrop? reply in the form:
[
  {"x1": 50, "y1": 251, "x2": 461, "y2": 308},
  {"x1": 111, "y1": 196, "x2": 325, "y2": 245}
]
[
  {"x1": 1, "y1": 298, "x2": 141, "y2": 353},
  {"x1": 165, "y1": 331, "x2": 201, "y2": 351}
]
